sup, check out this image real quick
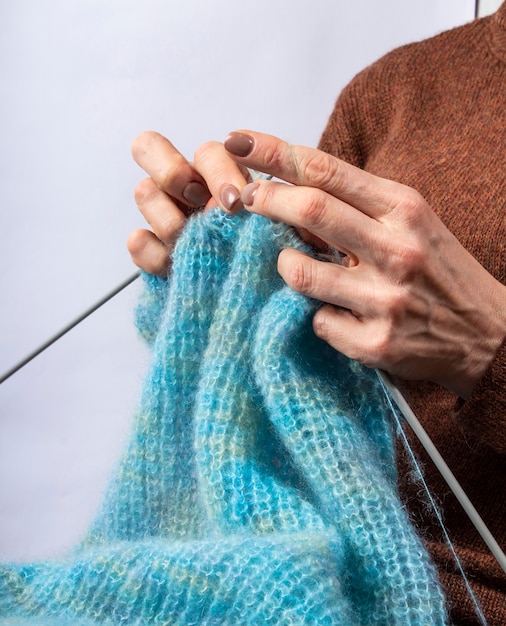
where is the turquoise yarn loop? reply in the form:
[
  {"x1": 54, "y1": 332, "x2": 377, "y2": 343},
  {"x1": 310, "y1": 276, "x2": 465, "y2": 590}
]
[{"x1": 0, "y1": 209, "x2": 448, "y2": 625}]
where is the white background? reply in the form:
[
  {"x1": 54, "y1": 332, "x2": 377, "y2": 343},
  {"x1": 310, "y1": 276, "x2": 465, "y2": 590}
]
[{"x1": 0, "y1": 0, "x2": 490, "y2": 560}]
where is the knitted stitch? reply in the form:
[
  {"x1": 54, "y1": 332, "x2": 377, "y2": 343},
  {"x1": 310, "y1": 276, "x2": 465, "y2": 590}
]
[
  {"x1": 318, "y1": 6, "x2": 506, "y2": 621},
  {"x1": 0, "y1": 209, "x2": 448, "y2": 624}
]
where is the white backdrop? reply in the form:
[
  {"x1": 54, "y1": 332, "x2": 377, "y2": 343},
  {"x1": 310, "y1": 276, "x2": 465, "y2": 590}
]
[{"x1": 0, "y1": 0, "x2": 477, "y2": 561}]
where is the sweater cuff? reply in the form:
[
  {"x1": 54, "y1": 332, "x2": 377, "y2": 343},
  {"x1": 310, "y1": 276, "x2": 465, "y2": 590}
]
[{"x1": 454, "y1": 338, "x2": 506, "y2": 452}]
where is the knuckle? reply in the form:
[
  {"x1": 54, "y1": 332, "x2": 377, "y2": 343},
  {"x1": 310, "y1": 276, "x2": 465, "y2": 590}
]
[
  {"x1": 126, "y1": 229, "x2": 146, "y2": 257},
  {"x1": 312, "y1": 307, "x2": 344, "y2": 349},
  {"x1": 313, "y1": 308, "x2": 366, "y2": 363},
  {"x1": 134, "y1": 178, "x2": 156, "y2": 206},
  {"x1": 366, "y1": 332, "x2": 392, "y2": 368},
  {"x1": 387, "y1": 288, "x2": 411, "y2": 321},
  {"x1": 127, "y1": 231, "x2": 169, "y2": 275},
  {"x1": 298, "y1": 150, "x2": 345, "y2": 190},
  {"x1": 312, "y1": 308, "x2": 332, "y2": 341},
  {"x1": 366, "y1": 321, "x2": 403, "y2": 369},
  {"x1": 282, "y1": 255, "x2": 317, "y2": 296},
  {"x1": 158, "y1": 214, "x2": 185, "y2": 244},
  {"x1": 387, "y1": 185, "x2": 425, "y2": 218},
  {"x1": 261, "y1": 142, "x2": 286, "y2": 171},
  {"x1": 404, "y1": 187, "x2": 425, "y2": 211},
  {"x1": 297, "y1": 191, "x2": 328, "y2": 230},
  {"x1": 158, "y1": 154, "x2": 188, "y2": 192},
  {"x1": 194, "y1": 140, "x2": 221, "y2": 167},
  {"x1": 385, "y1": 237, "x2": 426, "y2": 280}
]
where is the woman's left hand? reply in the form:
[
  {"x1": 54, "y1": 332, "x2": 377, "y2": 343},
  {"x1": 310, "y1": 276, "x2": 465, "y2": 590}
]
[{"x1": 223, "y1": 130, "x2": 506, "y2": 399}]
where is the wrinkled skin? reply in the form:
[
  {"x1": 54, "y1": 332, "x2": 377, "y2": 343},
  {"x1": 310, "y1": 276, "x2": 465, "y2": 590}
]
[{"x1": 129, "y1": 130, "x2": 506, "y2": 399}]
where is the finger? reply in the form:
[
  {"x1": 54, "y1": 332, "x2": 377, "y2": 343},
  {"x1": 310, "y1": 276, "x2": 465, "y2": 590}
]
[
  {"x1": 193, "y1": 141, "x2": 249, "y2": 213},
  {"x1": 224, "y1": 130, "x2": 411, "y2": 218},
  {"x1": 312, "y1": 303, "x2": 409, "y2": 375},
  {"x1": 277, "y1": 248, "x2": 374, "y2": 314},
  {"x1": 127, "y1": 229, "x2": 171, "y2": 276},
  {"x1": 312, "y1": 304, "x2": 378, "y2": 367},
  {"x1": 134, "y1": 177, "x2": 186, "y2": 245},
  {"x1": 241, "y1": 179, "x2": 378, "y2": 259},
  {"x1": 132, "y1": 131, "x2": 211, "y2": 208}
]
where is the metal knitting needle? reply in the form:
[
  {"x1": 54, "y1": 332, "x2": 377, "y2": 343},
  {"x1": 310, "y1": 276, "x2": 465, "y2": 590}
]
[
  {"x1": 0, "y1": 271, "x2": 140, "y2": 385},
  {"x1": 377, "y1": 369, "x2": 506, "y2": 575},
  {"x1": 0, "y1": 173, "x2": 269, "y2": 386},
  {"x1": 244, "y1": 176, "x2": 506, "y2": 575},
  {"x1": 2, "y1": 169, "x2": 503, "y2": 578},
  {"x1": 249, "y1": 167, "x2": 502, "y2": 574}
]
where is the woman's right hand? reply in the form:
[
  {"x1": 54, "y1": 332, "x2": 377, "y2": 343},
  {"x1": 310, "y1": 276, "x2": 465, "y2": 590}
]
[{"x1": 127, "y1": 131, "x2": 249, "y2": 275}]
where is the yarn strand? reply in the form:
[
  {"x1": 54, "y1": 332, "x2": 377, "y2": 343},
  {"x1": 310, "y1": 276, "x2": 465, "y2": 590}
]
[
  {"x1": 0, "y1": 211, "x2": 449, "y2": 625},
  {"x1": 377, "y1": 371, "x2": 491, "y2": 625},
  {"x1": 377, "y1": 370, "x2": 506, "y2": 575},
  {"x1": 1, "y1": 204, "x2": 500, "y2": 623}
]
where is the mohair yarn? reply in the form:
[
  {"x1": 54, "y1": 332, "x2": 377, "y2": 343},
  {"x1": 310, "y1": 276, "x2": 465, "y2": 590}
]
[{"x1": 0, "y1": 209, "x2": 448, "y2": 625}]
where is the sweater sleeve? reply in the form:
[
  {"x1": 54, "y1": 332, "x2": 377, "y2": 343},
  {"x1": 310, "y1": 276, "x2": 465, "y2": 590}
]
[
  {"x1": 317, "y1": 73, "x2": 374, "y2": 167},
  {"x1": 317, "y1": 47, "x2": 403, "y2": 167},
  {"x1": 317, "y1": 48, "x2": 506, "y2": 453},
  {"x1": 134, "y1": 271, "x2": 169, "y2": 348},
  {"x1": 454, "y1": 338, "x2": 506, "y2": 453}
]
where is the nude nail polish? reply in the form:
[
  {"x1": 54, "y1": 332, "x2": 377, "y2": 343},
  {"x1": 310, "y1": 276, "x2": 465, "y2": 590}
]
[
  {"x1": 183, "y1": 181, "x2": 211, "y2": 207},
  {"x1": 224, "y1": 132, "x2": 254, "y2": 157},
  {"x1": 241, "y1": 182, "x2": 258, "y2": 206},
  {"x1": 220, "y1": 184, "x2": 242, "y2": 213}
]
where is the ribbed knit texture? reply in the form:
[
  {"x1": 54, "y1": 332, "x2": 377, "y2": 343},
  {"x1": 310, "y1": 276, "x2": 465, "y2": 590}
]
[
  {"x1": 318, "y1": 6, "x2": 506, "y2": 623},
  {"x1": 0, "y1": 209, "x2": 448, "y2": 625}
]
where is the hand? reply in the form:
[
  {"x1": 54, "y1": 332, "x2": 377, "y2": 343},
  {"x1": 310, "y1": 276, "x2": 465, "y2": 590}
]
[
  {"x1": 223, "y1": 130, "x2": 506, "y2": 398},
  {"x1": 128, "y1": 131, "x2": 249, "y2": 275}
]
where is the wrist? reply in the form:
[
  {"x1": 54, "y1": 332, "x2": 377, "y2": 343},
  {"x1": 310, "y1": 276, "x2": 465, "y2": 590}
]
[{"x1": 443, "y1": 280, "x2": 506, "y2": 399}]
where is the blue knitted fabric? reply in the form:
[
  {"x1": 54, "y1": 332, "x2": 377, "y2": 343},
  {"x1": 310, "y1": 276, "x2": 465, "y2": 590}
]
[{"x1": 0, "y1": 209, "x2": 448, "y2": 625}]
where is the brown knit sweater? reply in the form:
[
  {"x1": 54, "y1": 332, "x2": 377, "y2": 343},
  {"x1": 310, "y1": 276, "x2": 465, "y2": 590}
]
[{"x1": 318, "y1": 5, "x2": 506, "y2": 625}]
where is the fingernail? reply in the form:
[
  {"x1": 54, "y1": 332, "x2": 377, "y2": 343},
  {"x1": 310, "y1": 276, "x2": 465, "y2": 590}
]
[
  {"x1": 224, "y1": 132, "x2": 254, "y2": 157},
  {"x1": 241, "y1": 182, "x2": 258, "y2": 206},
  {"x1": 183, "y1": 181, "x2": 211, "y2": 207},
  {"x1": 220, "y1": 184, "x2": 242, "y2": 213}
]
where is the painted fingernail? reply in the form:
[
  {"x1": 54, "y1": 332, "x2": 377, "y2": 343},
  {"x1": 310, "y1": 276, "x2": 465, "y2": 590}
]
[
  {"x1": 220, "y1": 184, "x2": 242, "y2": 213},
  {"x1": 224, "y1": 132, "x2": 254, "y2": 157},
  {"x1": 241, "y1": 182, "x2": 259, "y2": 206},
  {"x1": 183, "y1": 181, "x2": 211, "y2": 207}
]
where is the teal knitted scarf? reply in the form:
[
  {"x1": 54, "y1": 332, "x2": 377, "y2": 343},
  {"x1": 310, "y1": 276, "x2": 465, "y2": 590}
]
[{"x1": 0, "y1": 209, "x2": 448, "y2": 625}]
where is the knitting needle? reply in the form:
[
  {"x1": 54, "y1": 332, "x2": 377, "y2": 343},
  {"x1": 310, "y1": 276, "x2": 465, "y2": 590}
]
[
  {"x1": 1, "y1": 200, "x2": 504, "y2": 613},
  {"x1": 0, "y1": 173, "x2": 272, "y2": 386},
  {"x1": 377, "y1": 369, "x2": 506, "y2": 575},
  {"x1": 0, "y1": 271, "x2": 141, "y2": 385},
  {"x1": 246, "y1": 173, "x2": 506, "y2": 575},
  {"x1": 2, "y1": 168, "x2": 503, "y2": 578}
]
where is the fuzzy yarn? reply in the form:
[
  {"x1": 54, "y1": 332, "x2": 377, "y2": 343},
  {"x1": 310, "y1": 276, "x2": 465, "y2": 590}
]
[{"x1": 0, "y1": 209, "x2": 448, "y2": 625}]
